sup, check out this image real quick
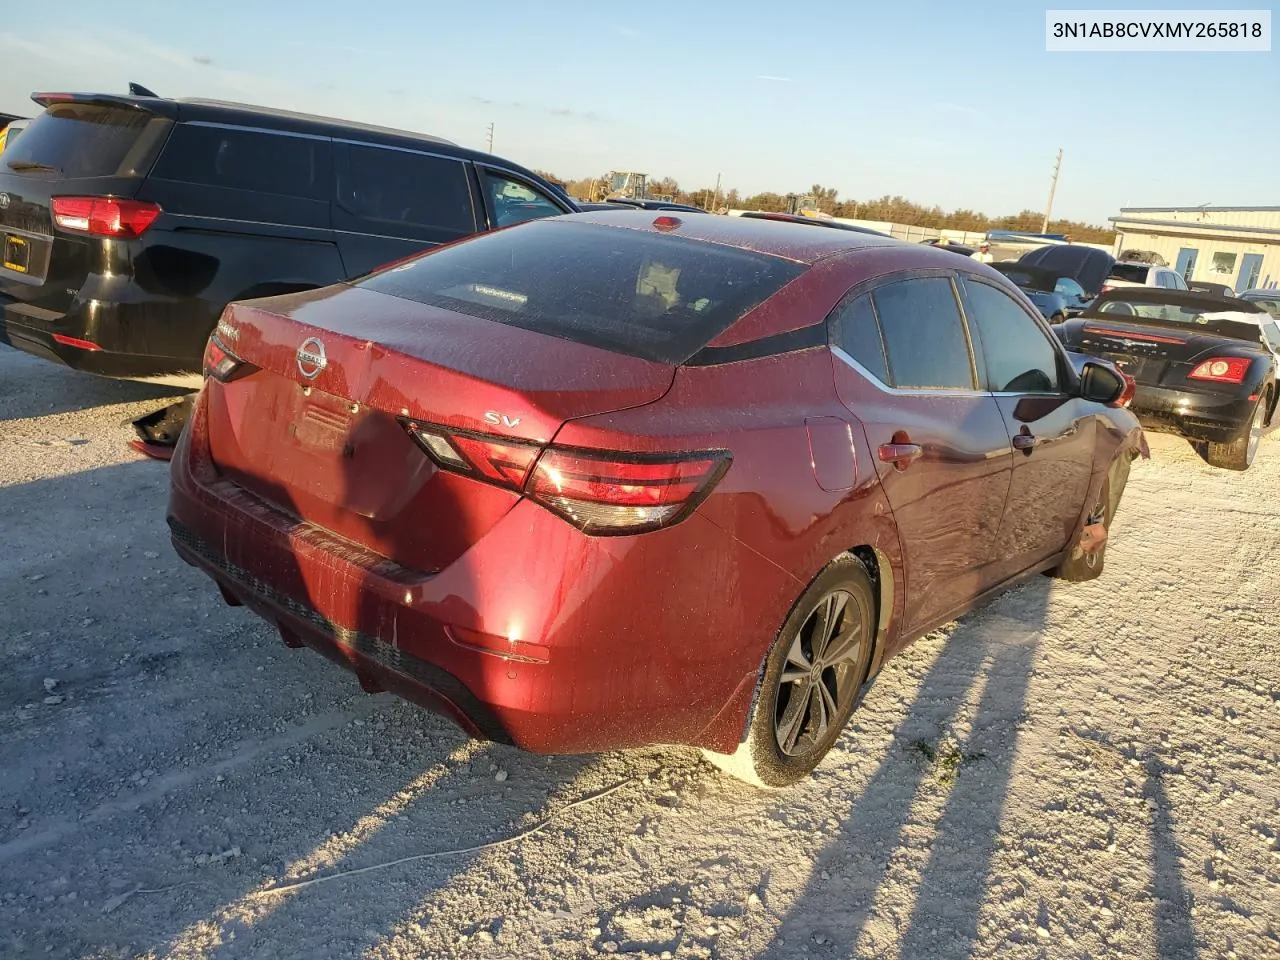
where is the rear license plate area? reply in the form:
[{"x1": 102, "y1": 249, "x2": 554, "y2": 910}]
[{"x1": 3, "y1": 234, "x2": 29, "y2": 273}]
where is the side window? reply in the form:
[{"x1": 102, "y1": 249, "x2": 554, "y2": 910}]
[
  {"x1": 150, "y1": 125, "x2": 331, "y2": 199},
  {"x1": 829, "y1": 294, "x2": 889, "y2": 384},
  {"x1": 1055, "y1": 278, "x2": 1085, "y2": 300},
  {"x1": 871, "y1": 278, "x2": 975, "y2": 390},
  {"x1": 1168, "y1": 270, "x2": 1188, "y2": 290},
  {"x1": 483, "y1": 171, "x2": 565, "y2": 227},
  {"x1": 343, "y1": 145, "x2": 475, "y2": 232},
  {"x1": 964, "y1": 281, "x2": 1061, "y2": 394}
]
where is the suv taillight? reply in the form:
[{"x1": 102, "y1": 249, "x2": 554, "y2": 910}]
[
  {"x1": 51, "y1": 196, "x2": 162, "y2": 239},
  {"x1": 401, "y1": 420, "x2": 731, "y2": 535}
]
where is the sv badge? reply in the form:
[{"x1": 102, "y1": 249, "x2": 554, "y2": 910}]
[{"x1": 483, "y1": 411, "x2": 522, "y2": 429}]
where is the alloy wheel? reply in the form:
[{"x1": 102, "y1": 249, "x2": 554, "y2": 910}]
[{"x1": 773, "y1": 589, "x2": 866, "y2": 757}]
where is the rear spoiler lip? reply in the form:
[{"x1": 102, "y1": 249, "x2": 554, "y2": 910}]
[{"x1": 29, "y1": 92, "x2": 178, "y2": 118}]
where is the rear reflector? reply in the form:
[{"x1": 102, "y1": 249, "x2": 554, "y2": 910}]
[
  {"x1": 51, "y1": 333, "x2": 102, "y2": 351},
  {"x1": 401, "y1": 419, "x2": 730, "y2": 535},
  {"x1": 1188, "y1": 357, "x2": 1250, "y2": 384},
  {"x1": 52, "y1": 196, "x2": 162, "y2": 239},
  {"x1": 1085, "y1": 325, "x2": 1186, "y2": 345},
  {"x1": 203, "y1": 333, "x2": 256, "y2": 382}
]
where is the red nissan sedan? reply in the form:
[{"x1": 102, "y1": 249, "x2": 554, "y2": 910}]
[{"x1": 168, "y1": 212, "x2": 1146, "y2": 787}]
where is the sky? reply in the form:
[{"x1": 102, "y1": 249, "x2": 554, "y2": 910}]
[{"x1": 2, "y1": 1, "x2": 1276, "y2": 226}]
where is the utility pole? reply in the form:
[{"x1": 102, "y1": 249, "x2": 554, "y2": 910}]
[
  {"x1": 486, "y1": 122, "x2": 494, "y2": 153},
  {"x1": 709, "y1": 172, "x2": 721, "y2": 212},
  {"x1": 1041, "y1": 147, "x2": 1063, "y2": 234}
]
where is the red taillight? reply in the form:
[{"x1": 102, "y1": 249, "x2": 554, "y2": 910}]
[
  {"x1": 401, "y1": 420, "x2": 730, "y2": 534},
  {"x1": 202, "y1": 334, "x2": 255, "y2": 382},
  {"x1": 1085, "y1": 325, "x2": 1187, "y2": 345},
  {"x1": 51, "y1": 333, "x2": 102, "y2": 352},
  {"x1": 51, "y1": 196, "x2": 162, "y2": 239},
  {"x1": 1188, "y1": 357, "x2": 1250, "y2": 384},
  {"x1": 653, "y1": 215, "x2": 682, "y2": 231}
]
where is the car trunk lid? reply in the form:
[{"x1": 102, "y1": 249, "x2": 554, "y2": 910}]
[
  {"x1": 0, "y1": 97, "x2": 172, "y2": 305},
  {"x1": 204, "y1": 285, "x2": 677, "y2": 571}
]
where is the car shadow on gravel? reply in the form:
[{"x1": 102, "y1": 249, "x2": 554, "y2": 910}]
[
  {"x1": 0, "y1": 343, "x2": 185, "y2": 422},
  {"x1": 756, "y1": 581, "x2": 1050, "y2": 959}
]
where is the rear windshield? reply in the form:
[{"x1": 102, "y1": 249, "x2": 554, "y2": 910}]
[
  {"x1": 1, "y1": 103, "x2": 170, "y2": 179},
  {"x1": 1108, "y1": 263, "x2": 1150, "y2": 283},
  {"x1": 357, "y1": 220, "x2": 807, "y2": 364}
]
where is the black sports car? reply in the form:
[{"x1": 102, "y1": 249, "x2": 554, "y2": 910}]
[{"x1": 1053, "y1": 289, "x2": 1279, "y2": 470}]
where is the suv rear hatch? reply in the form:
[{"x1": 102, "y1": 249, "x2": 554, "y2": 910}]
[
  {"x1": 203, "y1": 219, "x2": 805, "y2": 571},
  {"x1": 0, "y1": 96, "x2": 173, "y2": 311}
]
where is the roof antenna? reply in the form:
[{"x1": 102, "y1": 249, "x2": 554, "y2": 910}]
[{"x1": 129, "y1": 82, "x2": 159, "y2": 98}]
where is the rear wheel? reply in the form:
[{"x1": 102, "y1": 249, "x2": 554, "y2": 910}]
[
  {"x1": 703, "y1": 554, "x2": 875, "y2": 788},
  {"x1": 1204, "y1": 389, "x2": 1269, "y2": 471}
]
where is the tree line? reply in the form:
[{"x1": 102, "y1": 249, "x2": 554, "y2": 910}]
[{"x1": 537, "y1": 173, "x2": 1117, "y2": 245}]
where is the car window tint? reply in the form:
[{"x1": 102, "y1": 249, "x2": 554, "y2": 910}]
[
  {"x1": 870, "y1": 278, "x2": 974, "y2": 390},
  {"x1": 344, "y1": 145, "x2": 474, "y2": 232},
  {"x1": 358, "y1": 220, "x2": 805, "y2": 364},
  {"x1": 3, "y1": 103, "x2": 167, "y2": 179},
  {"x1": 151, "y1": 125, "x2": 330, "y2": 198},
  {"x1": 829, "y1": 294, "x2": 888, "y2": 383},
  {"x1": 483, "y1": 171, "x2": 563, "y2": 227},
  {"x1": 965, "y1": 282, "x2": 1060, "y2": 393}
]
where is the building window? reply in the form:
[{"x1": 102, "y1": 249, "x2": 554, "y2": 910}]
[{"x1": 1210, "y1": 252, "x2": 1238, "y2": 276}]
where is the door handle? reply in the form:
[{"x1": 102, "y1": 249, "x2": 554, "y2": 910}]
[
  {"x1": 878, "y1": 441, "x2": 923, "y2": 470},
  {"x1": 1012, "y1": 432, "x2": 1038, "y2": 453}
]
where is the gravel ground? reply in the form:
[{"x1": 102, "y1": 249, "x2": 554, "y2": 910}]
[{"x1": 1, "y1": 342, "x2": 1278, "y2": 960}]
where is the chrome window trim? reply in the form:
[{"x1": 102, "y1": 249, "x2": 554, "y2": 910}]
[
  {"x1": 830, "y1": 344, "x2": 985, "y2": 398},
  {"x1": 183, "y1": 121, "x2": 332, "y2": 142},
  {"x1": 333, "y1": 138, "x2": 467, "y2": 164}
]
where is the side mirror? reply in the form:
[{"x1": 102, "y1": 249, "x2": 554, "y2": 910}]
[{"x1": 1078, "y1": 361, "x2": 1127, "y2": 406}]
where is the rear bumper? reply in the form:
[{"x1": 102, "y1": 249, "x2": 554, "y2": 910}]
[
  {"x1": 167, "y1": 393, "x2": 785, "y2": 755},
  {"x1": 0, "y1": 294, "x2": 213, "y2": 381},
  {"x1": 1130, "y1": 384, "x2": 1255, "y2": 443}
]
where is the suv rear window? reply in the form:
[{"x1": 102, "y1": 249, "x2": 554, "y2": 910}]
[
  {"x1": 357, "y1": 220, "x2": 806, "y2": 364},
  {"x1": 2, "y1": 103, "x2": 169, "y2": 179},
  {"x1": 150, "y1": 125, "x2": 331, "y2": 199},
  {"x1": 1108, "y1": 263, "x2": 1150, "y2": 283}
]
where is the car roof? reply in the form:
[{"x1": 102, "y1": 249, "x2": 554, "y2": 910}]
[
  {"x1": 28, "y1": 93, "x2": 564, "y2": 181},
  {"x1": 553, "y1": 210, "x2": 928, "y2": 264}
]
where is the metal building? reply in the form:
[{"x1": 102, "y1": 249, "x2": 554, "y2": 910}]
[{"x1": 1110, "y1": 206, "x2": 1280, "y2": 291}]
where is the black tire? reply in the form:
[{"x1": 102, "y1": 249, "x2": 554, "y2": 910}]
[
  {"x1": 1051, "y1": 454, "x2": 1131, "y2": 582},
  {"x1": 703, "y1": 554, "x2": 876, "y2": 788},
  {"x1": 1204, "y1": 389, "x2": 1269, "y2": 471}
]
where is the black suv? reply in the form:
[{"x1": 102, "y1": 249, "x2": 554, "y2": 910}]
[{"x1": 0, "y1": 93, "x2": 578, "y2": 385}]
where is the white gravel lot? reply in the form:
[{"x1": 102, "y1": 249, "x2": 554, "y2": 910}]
[{"x1": 1, "y1": 341, "x2": 1278, "y2": 960}]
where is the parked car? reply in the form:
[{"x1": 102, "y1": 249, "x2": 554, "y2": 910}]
[
  {"x1": 738, "y1": 210, "x2": 891, "y2": 236},
  {"x1": 1238, "y1": 288, "x2": 1280, "y2": 320},
  {"x1": 0, "y1": 116, "x2": 29, "y2": 155},
  {"x1": 1103, "y1": 261, "x2": 1189, "y2": 292},
  {"x1": 605, "y1": 197, "x2": 708, "y2": 213},
  {"x1": 1053, "y1": 289, "x2": 1278, "y2": 470},
  {"x1": 0, "y1": 91, "x2": 577, "y2": 394},
  {"x1": 1017, "y1": 244, "x2": 1116, "y2": 299},
  {"x1": 1188, "y1": 280, "x2": 1235, "y2": 298},
  {"x1": 991, "y1": 263, "x2": 1092, "y2": 322},
  {"x1": 168, "y1": 212, "x2": 1146, "y2": 787}
]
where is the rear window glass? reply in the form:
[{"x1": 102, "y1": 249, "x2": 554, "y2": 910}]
[
  {"x1": 1244, "y1": 295, "x2": 1280, "y2": 319},
  {"x1": 357, "y1": 220, "x2": 807, "y2": 364},
  {"x1": 150, "y1": 125, "x2": 331, "y2": 199},
  {"x1": 2, "y1": 104, "x2": 168, "y2": 179},
  {"x1": 1108, "y1": 263, "x2": 1150, "y2": 283}
]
